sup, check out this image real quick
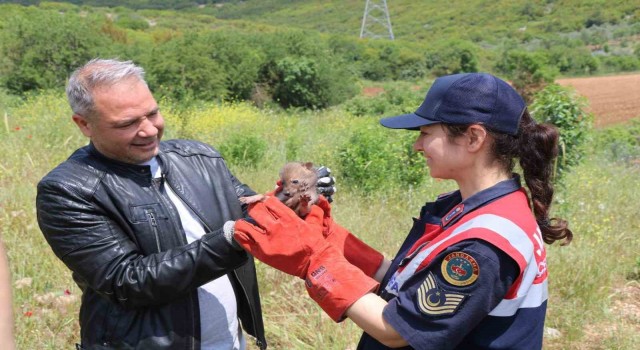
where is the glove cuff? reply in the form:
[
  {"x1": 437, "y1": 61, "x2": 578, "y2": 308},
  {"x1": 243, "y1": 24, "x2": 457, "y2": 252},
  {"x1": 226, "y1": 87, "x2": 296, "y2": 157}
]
[
  {"x1": 223, "y1": 221, "x2": 243, "y2": 251},
  {"x1": 305, "y1": 244, "x2": 379, "y2": 322},
  {"x1": 342, "y1": 232, "x2": 385, "y2": 277}
]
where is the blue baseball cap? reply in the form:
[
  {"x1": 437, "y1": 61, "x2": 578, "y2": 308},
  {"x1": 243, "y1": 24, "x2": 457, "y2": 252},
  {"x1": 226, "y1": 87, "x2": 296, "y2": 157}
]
[{"x1": 379, "y1": 73, "x2": 526, "y2": 135}]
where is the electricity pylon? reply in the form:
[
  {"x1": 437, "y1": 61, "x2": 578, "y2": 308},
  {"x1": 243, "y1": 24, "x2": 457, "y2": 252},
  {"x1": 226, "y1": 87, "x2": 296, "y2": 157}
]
[{"x1": 359, "y1": 0, "x2": 394, "y2": 40}]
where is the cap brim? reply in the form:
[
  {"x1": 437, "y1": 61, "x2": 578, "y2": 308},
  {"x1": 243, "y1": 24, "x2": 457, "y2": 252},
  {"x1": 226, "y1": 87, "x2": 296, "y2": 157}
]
[{"x1": 379, "y1": 113, "x2": 439, "y2": 130}]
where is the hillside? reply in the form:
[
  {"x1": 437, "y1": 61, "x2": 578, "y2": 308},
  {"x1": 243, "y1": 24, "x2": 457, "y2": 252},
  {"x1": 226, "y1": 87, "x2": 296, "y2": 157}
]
[
  {"x1": 3, "y1": 0, "x2": 639, "y2": 52},
  {"x1": 206, "y1": 0, "x2": 638, "y2": 42},
  {"x1": 1, "y1": 0, "x2": 639, "y2": 110}
]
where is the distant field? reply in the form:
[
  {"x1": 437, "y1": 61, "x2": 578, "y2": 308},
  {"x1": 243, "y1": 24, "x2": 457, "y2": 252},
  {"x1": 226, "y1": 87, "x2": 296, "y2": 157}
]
[{"x1": 557, "y1": 73, "x2": 640, "y2": 128}]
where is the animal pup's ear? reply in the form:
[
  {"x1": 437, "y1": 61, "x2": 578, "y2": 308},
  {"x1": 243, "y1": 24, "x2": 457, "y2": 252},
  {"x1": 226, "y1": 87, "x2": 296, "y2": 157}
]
[{"x1": 303, "y1": 162, "x2": 314, "y2": 170}]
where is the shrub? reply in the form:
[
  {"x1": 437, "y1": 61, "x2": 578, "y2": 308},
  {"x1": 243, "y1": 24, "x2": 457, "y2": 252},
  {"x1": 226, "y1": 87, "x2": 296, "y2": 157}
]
[
  {"x1": 218, "y1": 134, "x2": 267, "y2": 169},
  {"x1": 143, "y1": 31, "x2": 227, "y2": 101},
  {"x1": 343, "y1": 85, "x2": 423, "y2": 117},
  {"x1": 257, "y1": 30, "x2": 358, "y2": 109},
  {"x1": 425, "y1": 39, "x2": 479, "y2": 76},
  {"x1": 205, "y1": 31, "x2": 265, "y2": 101},
  {"x1": 115, "y1": 15, "x2": 150, "y2": 31},
  {"x1": 592, "y1": 119, "x2": 640, "y2": 165},
  {"x1": 337, "y1": 126, "x2": 425, "y2": 193},
  {"x1": 495, "y1": 49, "x2": 557, "y2": 103},
  {"x1": 530, "y1": 83, "x2": 593, "y2": 179},
  {"x1": 360, "y1": 40, "x2": 427, "y2": 81}
]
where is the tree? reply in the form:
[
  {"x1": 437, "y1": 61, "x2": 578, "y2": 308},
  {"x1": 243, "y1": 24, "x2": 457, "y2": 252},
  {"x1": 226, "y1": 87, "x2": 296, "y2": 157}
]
[
  {"x1": 143, "y1": 31, "x2": 227, "y2": 101},
  {"x1": 257, "y1": 30, "x2": 358, "y2": 109},
  {"x1": 0, "y1": 8, "x2": 110, "y2": 94}
]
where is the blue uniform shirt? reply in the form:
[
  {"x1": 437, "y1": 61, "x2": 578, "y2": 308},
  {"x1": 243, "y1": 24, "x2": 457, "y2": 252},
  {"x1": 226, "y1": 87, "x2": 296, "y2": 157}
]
[{"x1": 357, "y1": 176, "x2": 546, "y2": 350}]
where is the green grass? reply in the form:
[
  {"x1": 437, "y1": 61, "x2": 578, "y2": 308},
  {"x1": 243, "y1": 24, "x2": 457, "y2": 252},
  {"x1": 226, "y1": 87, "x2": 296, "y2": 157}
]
[{"x1": 1, "y1": 92, "x2": 639, "y2": 349}]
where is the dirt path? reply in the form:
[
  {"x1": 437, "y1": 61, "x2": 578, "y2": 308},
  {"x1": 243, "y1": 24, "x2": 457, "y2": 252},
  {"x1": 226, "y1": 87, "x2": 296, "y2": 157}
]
[{"x1": 556, "y1": 73, "x2": 640, "y2": 128}]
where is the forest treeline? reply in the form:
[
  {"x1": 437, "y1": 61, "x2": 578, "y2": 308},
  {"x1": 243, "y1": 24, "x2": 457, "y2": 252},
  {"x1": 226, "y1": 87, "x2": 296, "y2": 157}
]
[{"x1": 0, "y1": 1, "x2": 639, "y2": 109}]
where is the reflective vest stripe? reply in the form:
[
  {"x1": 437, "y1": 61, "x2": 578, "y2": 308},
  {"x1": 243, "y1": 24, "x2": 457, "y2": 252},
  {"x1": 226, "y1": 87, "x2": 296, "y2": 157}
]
[
  {"x1": 489, "y1": 270, "x2": 548, "y2": 316},
  {"x1": 385, "y1": 213, "x2": 548, "y2": 317}
]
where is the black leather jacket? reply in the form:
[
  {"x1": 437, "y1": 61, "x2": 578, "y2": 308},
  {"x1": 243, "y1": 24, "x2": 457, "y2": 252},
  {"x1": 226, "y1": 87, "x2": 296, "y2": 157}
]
[{"x1": 36, "y1": 140, "x2": 266, "y2": 349}]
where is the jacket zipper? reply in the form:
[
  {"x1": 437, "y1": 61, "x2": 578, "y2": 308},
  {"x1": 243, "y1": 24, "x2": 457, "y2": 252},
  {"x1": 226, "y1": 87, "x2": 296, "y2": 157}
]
[
  {"x1": 151, "y1": 180, "x2": 198, "y2": 350},
  {"x1": 145, "y1": 209, "x2": 162, "y2": 252}
]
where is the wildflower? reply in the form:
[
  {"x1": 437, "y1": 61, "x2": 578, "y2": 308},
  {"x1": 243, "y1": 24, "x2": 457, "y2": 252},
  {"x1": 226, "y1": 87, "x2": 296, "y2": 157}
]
[
  {"x1": 14, "y1": 126, "x2": 20, "y2": 131},
  {"x1": 24, "y1": 311, "x2": 33, "y2": 317}
]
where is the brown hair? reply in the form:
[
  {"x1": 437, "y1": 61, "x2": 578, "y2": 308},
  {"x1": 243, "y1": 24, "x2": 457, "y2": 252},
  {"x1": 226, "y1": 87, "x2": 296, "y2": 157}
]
[{"x1": 444, "y1": 109, "x2": 573, "y2": 245}]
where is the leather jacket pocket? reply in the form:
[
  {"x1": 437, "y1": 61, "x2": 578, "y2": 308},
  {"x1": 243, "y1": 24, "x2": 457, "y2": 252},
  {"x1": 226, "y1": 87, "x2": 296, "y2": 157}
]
[{"x1": 129, "y1": 204, "x2": 169, "y2": 254}]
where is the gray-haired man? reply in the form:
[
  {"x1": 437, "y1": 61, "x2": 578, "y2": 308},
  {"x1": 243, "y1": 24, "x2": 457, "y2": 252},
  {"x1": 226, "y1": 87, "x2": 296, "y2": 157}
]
[{"x1": 37, "y1": 58, "x2": 270, "y2": 349}]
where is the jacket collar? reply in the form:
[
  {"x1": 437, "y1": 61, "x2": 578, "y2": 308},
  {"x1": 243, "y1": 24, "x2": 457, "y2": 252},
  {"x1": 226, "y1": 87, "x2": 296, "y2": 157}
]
[
  {"x1": 422, "y1": 175, "x2": 523, "y2": 229},
  {"x1": 85, "y1": 142, "x2": 154, "y2": 181}
]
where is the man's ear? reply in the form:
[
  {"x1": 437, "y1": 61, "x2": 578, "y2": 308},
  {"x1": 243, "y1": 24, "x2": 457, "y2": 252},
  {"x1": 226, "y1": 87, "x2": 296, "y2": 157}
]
[
  {"x1": 466, "y1": 125, "x2": 488, "y2": 152},
  {"x1": 72, "y1": 114, "x2": 92, "y2": 137}
]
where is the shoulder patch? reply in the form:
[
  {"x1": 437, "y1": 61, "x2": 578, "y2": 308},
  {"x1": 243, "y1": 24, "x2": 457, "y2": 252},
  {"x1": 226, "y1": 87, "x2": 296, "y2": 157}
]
[
  {"x1": 440, "y1": 251, "x2": 479, "y2": 287},
  {"x1": 417, "y1": 272, "x2": 467, "y2": 316}
]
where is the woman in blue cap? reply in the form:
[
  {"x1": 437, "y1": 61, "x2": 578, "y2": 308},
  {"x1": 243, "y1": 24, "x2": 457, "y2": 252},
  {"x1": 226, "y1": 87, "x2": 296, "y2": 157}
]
[{"x1": 228, "y1": 72, "x2": 573, "y2": 349}]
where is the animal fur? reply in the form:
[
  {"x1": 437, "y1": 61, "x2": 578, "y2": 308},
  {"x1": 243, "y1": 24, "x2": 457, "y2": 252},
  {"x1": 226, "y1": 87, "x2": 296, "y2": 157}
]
[{"x1": 239, "y1": 162, "x2": 318, "y2": 217}]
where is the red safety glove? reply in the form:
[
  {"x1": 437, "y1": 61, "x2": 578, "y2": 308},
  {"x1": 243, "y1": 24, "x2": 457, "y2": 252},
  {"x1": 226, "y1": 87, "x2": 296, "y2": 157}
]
[
  {"x1": 264, "y1": 179, "x2": 283, "y2": 197},
  {"x1": 305, "y1": 243, "x2": 379, "y2": 322},
  {"x1": 235, "y1": 196, "x2": 378, "y2": 322},
  {"x1": 314, "y1": 196, "x2": 385, "y2": 277},
  {"x1": 233, "y1": 196, "x2": 325, "y2": 279}
]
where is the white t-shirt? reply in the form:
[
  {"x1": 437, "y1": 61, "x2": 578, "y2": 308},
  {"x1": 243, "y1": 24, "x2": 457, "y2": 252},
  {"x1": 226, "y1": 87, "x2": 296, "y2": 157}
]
[{"x1": 146, "y1": 158, "x2": 245, "y2": 350}]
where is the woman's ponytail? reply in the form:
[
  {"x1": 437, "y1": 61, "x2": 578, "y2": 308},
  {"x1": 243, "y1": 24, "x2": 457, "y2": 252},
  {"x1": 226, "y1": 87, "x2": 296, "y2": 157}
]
[
  {"x1": 446, "y1": 110, "x2": 573, "y2": 245},
  {"x1": 517, "y1": 111, "x2": 573, "y2": 245}
]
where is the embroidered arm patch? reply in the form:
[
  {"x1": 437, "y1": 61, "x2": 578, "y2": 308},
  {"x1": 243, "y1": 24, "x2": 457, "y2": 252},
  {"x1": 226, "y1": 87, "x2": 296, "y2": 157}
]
[
  {"x1": 441, "y1": 251, "x2": 479, "y2": 286},
  {"x1": 417, "y1": 272, "x2": 467, "y2": 316}
]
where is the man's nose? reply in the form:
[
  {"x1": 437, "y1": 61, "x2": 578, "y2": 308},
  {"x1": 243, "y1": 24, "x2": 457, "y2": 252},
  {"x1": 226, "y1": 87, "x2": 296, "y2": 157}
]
[{"x1": 138, "y1": 118, "x2": 158, "y2": 137}]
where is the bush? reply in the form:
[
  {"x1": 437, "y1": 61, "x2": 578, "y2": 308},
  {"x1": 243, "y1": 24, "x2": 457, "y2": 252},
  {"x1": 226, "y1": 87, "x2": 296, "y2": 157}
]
[
  {"x1": 257, "y1": 30, "x2": 358, "y2": 109},
  {"x1": 272, "y1": 56, "x2": 325, "y2": 109},
  {"x1": 343, "y1": 85, "x2": 424, "y2": 117},
  {"x1": 495, "y1": 49, "x2": 557, "y2": 103},
  {"x1": 143, "y1": 31, "x2": 227, "y2": 101},
  {"x1": 205, "y1": 31, "x2": 265, "y2": 101},
  {"x1": 425, "y1": 39, "x2": 479, "y2": 76},
  {"x1": 0, "y1": 8, "x2": 110, "y2": 94},
  {"x1": 218, "y1": 134, "x2": 267, "y2": 169},
  {"x1": 530, "y1": 84, "x2": 593, "y2": 179},
  {"x1": 360, "y1": 40, "x2": 427, "y2": 81},
  {"x1": 115, "y1": 15, "x2": 150, "y2": 30},
  {"x1": 337, "y1": 126, "x2": 425, "y2": 193},
  {"x1": 592, "y1": 119, "x2": 640, "y2": 165},
  {"x1": 600, "y1": 55, "x2": 640, "y2": 72}
]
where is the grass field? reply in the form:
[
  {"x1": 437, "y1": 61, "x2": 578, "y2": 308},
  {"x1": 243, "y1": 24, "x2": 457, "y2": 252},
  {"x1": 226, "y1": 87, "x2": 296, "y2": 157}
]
[{"x1": 1, "y1": 82, "x2": 639, "y2": 349}]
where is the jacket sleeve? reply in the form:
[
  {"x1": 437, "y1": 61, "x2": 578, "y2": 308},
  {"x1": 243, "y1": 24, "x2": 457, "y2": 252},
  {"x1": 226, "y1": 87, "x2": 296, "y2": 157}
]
[{"x1": 36, "y1": 178, "x2": 249, "y2": 309}]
